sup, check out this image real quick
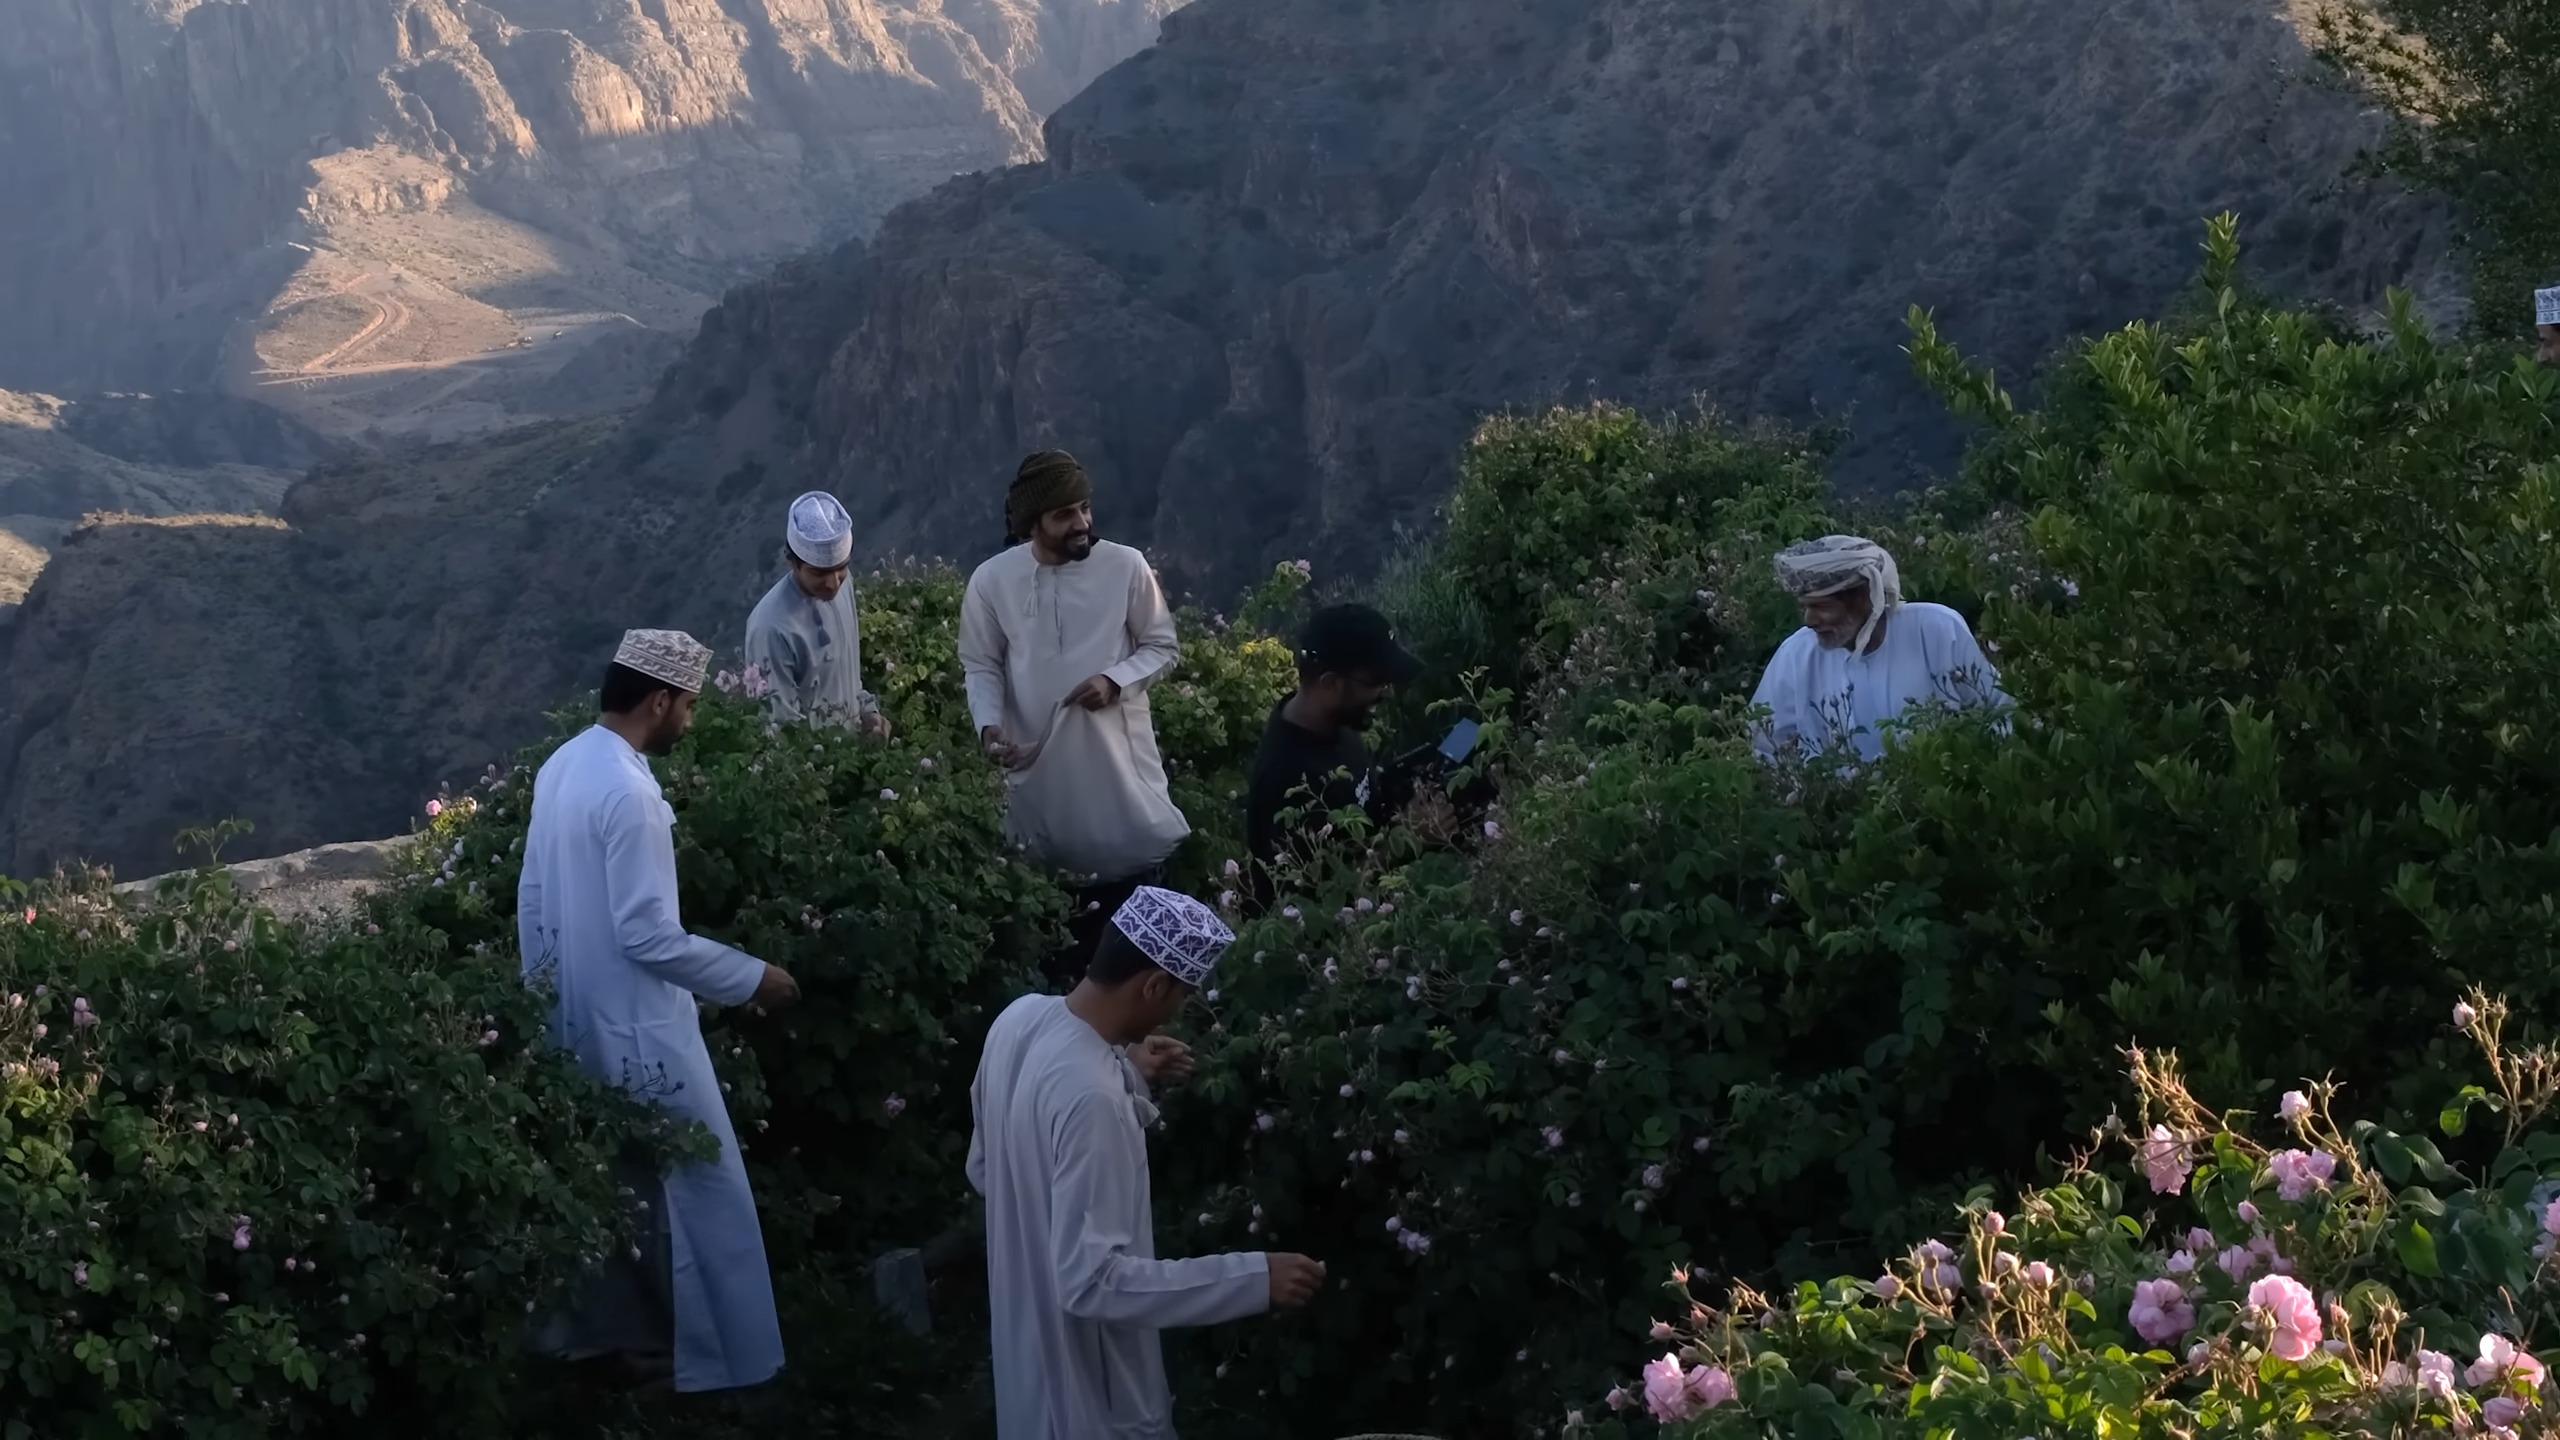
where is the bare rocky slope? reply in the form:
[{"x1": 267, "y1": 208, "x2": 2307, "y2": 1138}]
[
  {"x1": 0, "y1": 0, "x2": 2460, "y2": 877},
  {"x1": 0, "y1": 388, "x2": 338, "y2": 623},
  {"x1": 0, "y1": 0, "x2": 1183, "y2": 442}
]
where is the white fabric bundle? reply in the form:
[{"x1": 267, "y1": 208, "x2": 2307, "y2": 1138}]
[
  {"x1": 786, "y1": 491, "x2": 853, "y2": 569},
  {"x1": 1773, "y1": 535, "x2": 1902, "y2": 654}
]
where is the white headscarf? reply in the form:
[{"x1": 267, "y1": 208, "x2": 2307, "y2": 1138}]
[
  {"x1": 786, "y1": 491, "x2": 853, "y2": 569},
  {"x1": 2537, "y1": 286, "x2": 2560, "y2": 328},
  {"x1": 1774, "y1": 535, "x2": 1902, "y2": 654}
]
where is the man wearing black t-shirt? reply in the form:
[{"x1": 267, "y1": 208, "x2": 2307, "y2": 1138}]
[{"x1": 1243, "y1": 605, "x2": 1424, "y2": 911}]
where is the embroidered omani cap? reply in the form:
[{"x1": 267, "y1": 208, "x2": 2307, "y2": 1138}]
[
  {"x1": 1110, "y1": 886, "x2": 1235, "y2": 986},
  {"x1": 613, "y1": 629, "x2": 713, "y2": 693}
]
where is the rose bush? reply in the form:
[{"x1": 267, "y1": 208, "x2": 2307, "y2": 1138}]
[
  {"x1": 1153, "y1": 221, "x2": 2560, "y2": 1439},
  {"x1": 22, "y1": 218, "x2": 2560, "y2": 1440},
  {"x1": 377, "y1": 563, "x2": 1296, "y2": 1260},
  {"x1": 0, "y1": 855, "x2": 676, "y2": 1438},
  {"x1": 1578, "y1": 990, "x2": 2560, "y2": 1439}
]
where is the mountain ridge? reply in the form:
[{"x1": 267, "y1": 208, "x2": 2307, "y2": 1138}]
[
  {"x1": 0, "y1": 0, "x2": 2462, "y2": 878},
  {"x1": 0, "y1": 0, "x2": 1184, "y2": 442}
]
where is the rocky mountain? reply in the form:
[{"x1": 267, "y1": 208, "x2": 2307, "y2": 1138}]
[
  {"x1": 0, "y1": 0, "x2": 2459, "y2": 878},
  {"x1": 0, "y1": 0, "x2": 1183, "y2": 443},
  {"x1": 0, "y1": 388, "x2": 337, "y2": 620}
]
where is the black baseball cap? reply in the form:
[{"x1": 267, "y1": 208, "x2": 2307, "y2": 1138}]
[{"x1": 1297, "y1": 604, "x2": 1421, "y2": 684}]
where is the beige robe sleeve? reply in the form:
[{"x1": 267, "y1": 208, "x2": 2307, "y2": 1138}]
[{"x1": 1102, "y1": 555, "x2": 1179, "y2": 695}]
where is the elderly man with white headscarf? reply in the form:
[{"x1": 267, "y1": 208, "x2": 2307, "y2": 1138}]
[
  {"x1": 1748, "y1": 534, "x2": 2010, "y2": 763},
  {"x1": 743, "y1": 491, "x2": 890, "y2": 735}
]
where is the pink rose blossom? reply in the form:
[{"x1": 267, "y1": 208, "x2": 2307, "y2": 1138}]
[
  {"x1": 2021, "y1": 1261, "x2": 2055, "y2": 1288},
  {"x1": 425, "y1": 799, "x2": 443, "y2": 818},
  {"x1": 2185, "y1": 1226, "x2": 2217, "y2": 1252},
  {"x1": 1874, "y1": 1274, "x2": 1902, "y2": 1299},
  {"x1": 2267, "y1": 1149, "x2": 2337, "y2": 1202},
  {"x1": 1542, "y1": 1126, "x2": 1565, "y2": 1149},
  {"x1": 1640, "y1": 1355, "x2": 1692, "y2": 1420},
  {"x1": 2468, "y1": 1334, "x2": 2546, "y2": 1390},
  {"x1": 1604, "y1": 1387, "x2": 1629, "y2": 1412},
  {"x1": 2128, "y1": 1278, "x2": 2195, "y2": 1346},
  {"x1": 2279, "y1": 1090, "x2": 2311, "y2": 1123},
  {"x1": 2417, "y1": 1349, "x2": 2458, "y2": 1402},
  {"x1": 2485, "y1": 1396, "x2": 2523, "y2": 1430},
  {"x1": 2246, "y1": 1275, "x2": 2321, "y2": 1362},
  {"x1": 2217, "y1": 1245, "x2": 2256, "y2": 1282},
  {"x1": 2238, "y1": 1201, "x2": 2261, "y2": 1225},
  {"x1": 2165, "y1": 1249, "x2": 2197, "y2": 1275},
  {"x1": 882, "y1": 1094, "x2": 907, "y2": 1120},
  {"x1": 2141, "y1": 1126, "x2": 2192, "y2": 1194},
  {"x1": 1982, "y1": 1211, "x2": 2006, "y2": 1237},
  {"x1": 1686, "y1": 1365, "x2": 1736, "y2": 1412},
  {"x1": 2543, "y1": 1198, "x2": 2560, "y2": 1238},
  {"x1": 71, "y1": 1263, "x2": 87, "y2": 1286},
  {"x1": 2456, "y1": 1001, "x2": 2479, "y2": 1028},
  {"x1": 232, "y1": 1223, "x2": 251, "y2": 1252}
]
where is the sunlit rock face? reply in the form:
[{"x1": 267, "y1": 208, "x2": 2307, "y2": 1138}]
[{"x1": 0, "y1": 0, "x2": 1186, "y2": 435}]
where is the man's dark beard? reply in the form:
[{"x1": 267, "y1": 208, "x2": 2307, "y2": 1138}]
[{"x1": 1062, "y1": 530, "x2": 1096, "y2": 561}]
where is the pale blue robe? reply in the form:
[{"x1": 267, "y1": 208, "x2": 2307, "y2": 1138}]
[
  {"x1": 516, "y1": 724, "x2": 784, "y2": 1393},
  {"x1": 742, "y1": 572, "x2": 880, "y2": 728},
  {"x1": 967, "y1": 996, "x2": 1268, "y2": 1439},
  {"x1": 1749, "y1": 601, "x2": 2011, "y2": 762}
]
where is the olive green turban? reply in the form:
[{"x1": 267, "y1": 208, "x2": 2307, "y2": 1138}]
[{"x1": 1007, "y1": 450, "x2": 1093, "y2": 542}]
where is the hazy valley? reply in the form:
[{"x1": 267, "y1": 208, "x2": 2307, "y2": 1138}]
[{"x1": 1, "y1": 0, "x2": 2466, "y2": 879}]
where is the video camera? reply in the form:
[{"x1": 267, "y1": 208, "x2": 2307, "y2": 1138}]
[{"x1": 1379, "y1": 718, "x2": 1495, "y2": 823}]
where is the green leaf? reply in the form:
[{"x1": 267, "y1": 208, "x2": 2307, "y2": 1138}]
[
  {"x1": 2442, "y1": 1085, "x2": 2497, "y2": 1138},
  {"x1": 2398, "y1": 1221, "x2": 2441, "y2": 1278},
  {"x1": 2372, "y1": 1131, "x2": 2413, "y2": 1185}
]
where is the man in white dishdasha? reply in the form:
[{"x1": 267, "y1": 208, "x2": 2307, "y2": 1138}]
[
  {"x1": 1749, "y1": 535, "x2": 2011, "y2": 763},
  {"x1": 968, "y1": 886, "x2": 1326, "y2": 1438},
  {"x1": 960, "y1": 450, "x2": 1189, "y2": 983},
  {"x1": 741, "y1": 490, "x2": 891, "y2": 735},
  {"x1": 518, "y1": 628, "x2": 802, "y2": 1398}
]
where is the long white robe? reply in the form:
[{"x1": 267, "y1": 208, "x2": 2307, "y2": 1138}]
[
  {"x1": 742, "y1": 572, "x2": 881, "y2": 728},
  {"x1": 1749, "y1": 601, "x2": 2011, "y2": 763},
  {"x1": 960, "y1": 540, "x2": 1189, "y2": 881},
  {"x1": 516, "y1": 724, "x2": 785, "y2": 1393},
  {"x1": 967, "y1": 995, "x2": 1268, "y2": 1439}
]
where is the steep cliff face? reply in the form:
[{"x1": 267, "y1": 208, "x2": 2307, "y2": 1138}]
[
  {"x1": 0, "y1": 388, "x2": 334, "y2": 614},
  {"x1": 0, "y1": 0, "x2": 2459, "y2": 878},
  {"x1": 0, "y1": 0, "x2": 1183, "y2": 437},
  {"x1": 774, "y1": 0, "x2": 2457, "y2": 600}
]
